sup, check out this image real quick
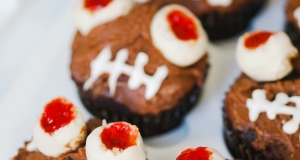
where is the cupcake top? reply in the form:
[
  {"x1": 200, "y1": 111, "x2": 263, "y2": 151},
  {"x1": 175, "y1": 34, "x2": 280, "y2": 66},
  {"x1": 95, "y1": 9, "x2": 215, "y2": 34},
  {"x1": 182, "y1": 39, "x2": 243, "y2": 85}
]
[
  {"x1": 71, "y1": 0, "x2": 208, "y2": 115},
  {"x1": 176, "y1": 147, "x2": 225, "y2": 160},
  {"x1": 286, "y1": 0, "x2": 300, "y2": 29},
  {"x1": 225, "y1": 30, "x2": 300, "y2": 159},
  {"x1": 26, "y1": 97, "x2": 86, "y2": 157},
  {"x1": 14, "y1": 98, "x2": 146, "y2": 160}
]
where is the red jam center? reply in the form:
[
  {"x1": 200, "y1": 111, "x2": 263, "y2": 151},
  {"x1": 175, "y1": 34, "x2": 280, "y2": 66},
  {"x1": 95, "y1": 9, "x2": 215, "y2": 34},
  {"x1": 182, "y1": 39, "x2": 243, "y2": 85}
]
[
  {"x1": 100, "y1": 122, "x2": 138, "y2": 151},
  {"x1": 176, "y1": 147, "x2": 212, "y2": 160},
  {"x1": 167, "y1": 10, "x2": 198, "y2": 41},
  {"x1": 40, "y1": 98, "x2": 75, "y2": 134},
  {"x1": 244, "y1": 31, "x2": 273, "y2": 49},
  {"x1": 84, "y1": 0, "x2": 113, "y2": 12}
]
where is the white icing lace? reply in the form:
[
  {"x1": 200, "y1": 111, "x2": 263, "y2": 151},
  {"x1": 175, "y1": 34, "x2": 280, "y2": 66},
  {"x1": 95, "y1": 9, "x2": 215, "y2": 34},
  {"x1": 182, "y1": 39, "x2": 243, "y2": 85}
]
[
  {"x1": 84, "y1": 46, "x2": 168, "y2": 100},
  {"x1": 247, "y1": 89, "x2": 300, "y2": 134}
]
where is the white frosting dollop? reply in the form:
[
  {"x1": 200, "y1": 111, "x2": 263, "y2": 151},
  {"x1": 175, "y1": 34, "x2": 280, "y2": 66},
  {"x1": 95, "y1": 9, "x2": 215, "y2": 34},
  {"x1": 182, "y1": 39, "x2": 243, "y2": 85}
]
[
  {"x1": 26, "y1": 98, "x2": 86, "y2": 157},
  {"x1": 86, "y1": 120, "x2": 146, "y2": 160},
  {"x1": 236, "y1": 31, "x2": 298, "y2": 82},
  {"x1": 294, "y1": 7, "x2": 300, "y2": 28},
  {"x1": 207, "y1": 0, "x2": 232, "y2": 7},
  {"x1": 73, "y1": 0, "x2": 135, "y2": 35},
  {"x1": 150, "y1": 4, "x2": 208, "y2": 67}
]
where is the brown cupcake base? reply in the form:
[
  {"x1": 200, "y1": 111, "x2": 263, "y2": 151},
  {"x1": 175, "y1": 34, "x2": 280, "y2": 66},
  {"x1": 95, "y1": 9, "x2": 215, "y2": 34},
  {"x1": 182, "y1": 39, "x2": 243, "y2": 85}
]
[
  {"x1": 285, "y1": 21, "x2": 300, "y2": 52},
  {"x1": 78, "y1": 85, "x2": 201, "y2": 137},
  {"x1": 199, "y1": 0, "x2": 266, "y2": 40},
  {"x1": 223, "y1": 109, "x2": 268, "y2": 160}
]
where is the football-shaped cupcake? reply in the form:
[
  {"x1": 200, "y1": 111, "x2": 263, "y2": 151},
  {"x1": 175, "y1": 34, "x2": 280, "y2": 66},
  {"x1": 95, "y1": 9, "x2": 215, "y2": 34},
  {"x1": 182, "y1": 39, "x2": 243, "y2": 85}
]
[
  {"x1": 223, "y1": 30, "x2": 300, "y2": 160},
  {"x1": 71, "y1": 0, "x2": 209, "y2": 136}
]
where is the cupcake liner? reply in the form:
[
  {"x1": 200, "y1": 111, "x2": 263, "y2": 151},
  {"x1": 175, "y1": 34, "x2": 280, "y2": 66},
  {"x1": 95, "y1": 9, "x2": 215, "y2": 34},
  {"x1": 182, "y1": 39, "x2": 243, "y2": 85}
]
[
  {"x1": 223, "y1": 109, "x2": 267, "y2": 160},
  {"x1": 199, "y1": 0, "x2": 266, "y2": 40},
  {"x1": 285, "y1": 21, "x2": 300, "y2": 52},
  {"x1": 79, "y1": 85, "x2": 202, "y2": 137}
]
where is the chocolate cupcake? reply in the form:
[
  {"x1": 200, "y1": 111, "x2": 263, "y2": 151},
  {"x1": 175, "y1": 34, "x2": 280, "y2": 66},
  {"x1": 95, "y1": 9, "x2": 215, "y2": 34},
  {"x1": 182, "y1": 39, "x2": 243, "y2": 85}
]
[
  {"x1": 176, "y1": 0, "x2": 266, "y2": 40},
  {"x1": 223, "y1": 30, "x2": 300, "y2": 160},
  {"x1": 285, "y1": 0, "x2": 300, "y2": 51},
  {"x1": 71, "y1": 0, "x2": 209, "y2": 137},
  {"x1": 14, "y1": 98, "x2": 147, "y2": 160}
]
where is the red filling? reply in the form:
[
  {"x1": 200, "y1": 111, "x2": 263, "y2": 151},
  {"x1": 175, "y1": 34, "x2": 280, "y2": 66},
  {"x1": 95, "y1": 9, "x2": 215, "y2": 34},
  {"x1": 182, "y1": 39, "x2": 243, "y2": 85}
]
[
  {"x1": 40, "y1": 97, "x2": 75, "y2": 134},
  {"x1": 167, "y1": 10, "x2": 198, "y2": 41},
  {"x1": 84, "y1": 0, "x2": 113, "y2": 12},
  {"x1": 100, "y1": 122, "x2": 138, "y2": 151},
  {"x1": 244, "y1": 31, "x2": 273, "y2": 49},
  {"x1": 176, "y1": 147, "x2": 212, "y2": 160}
]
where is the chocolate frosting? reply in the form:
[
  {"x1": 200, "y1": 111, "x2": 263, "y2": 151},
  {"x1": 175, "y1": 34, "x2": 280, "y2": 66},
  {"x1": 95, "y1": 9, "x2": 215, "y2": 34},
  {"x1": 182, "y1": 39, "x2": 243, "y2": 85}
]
[
  {"x1": 71, "y1": 0, "x2": 208, "y2": 115},
  {"x1": 224, "y1": 55, "x2": 300, "y2": 159},
  {"x1": 13, "y1": 119, "x2": 102, "y2": 160},
  {"x1": 286, "y1": 0, "x2": 300, "y2": 32}
]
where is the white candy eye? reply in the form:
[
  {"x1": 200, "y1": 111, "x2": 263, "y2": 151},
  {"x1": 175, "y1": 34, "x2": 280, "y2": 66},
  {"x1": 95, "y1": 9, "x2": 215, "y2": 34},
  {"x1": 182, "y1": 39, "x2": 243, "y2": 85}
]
[
  {"x1": 73, "y1": 0, "x2": 135, "y2": 35},
  {"x1": 176, "y1": 147, "x2": 225, "y2": 160},
  {"x1": 150, "y1": 4, "x2": 208, "y2": 67},
  {"x1": 26, "y1": 98, "x2": 86, "y2": 157},
  {"x1": 236, "y1": 31, "x2": 298, "y2": 82},
  {"x1": 86, "y1": 121, "x2": 146, "y2": 160}
]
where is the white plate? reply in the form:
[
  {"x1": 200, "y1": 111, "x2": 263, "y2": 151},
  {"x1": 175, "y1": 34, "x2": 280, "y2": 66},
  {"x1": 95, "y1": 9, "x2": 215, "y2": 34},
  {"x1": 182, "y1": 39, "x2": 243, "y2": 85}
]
[{"x1": 0, "y1": 0, "x2": 285, "y2": 159}]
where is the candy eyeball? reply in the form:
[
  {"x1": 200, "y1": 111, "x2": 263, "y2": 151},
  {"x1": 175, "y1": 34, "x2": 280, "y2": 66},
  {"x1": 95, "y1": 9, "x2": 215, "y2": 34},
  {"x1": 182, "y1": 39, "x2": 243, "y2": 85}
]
[
  {"x1": 26, "y1": 97, "x2": 86, "y2": 157},
  {"x1": 150, "y1": 4, "x2": 208, "y2": 67},
  {"x1": 236, "y1": 30, "x2": 298, "y2": 82},
  {"x1": 73, "y1": 0, "x2": 136, "y2": 35},
  {"x1": 86, "y1": 121, "x2": 147, "y2": 160},
  {"x1": 176, "y1": 146, "x2": 225, "y2": 160}
]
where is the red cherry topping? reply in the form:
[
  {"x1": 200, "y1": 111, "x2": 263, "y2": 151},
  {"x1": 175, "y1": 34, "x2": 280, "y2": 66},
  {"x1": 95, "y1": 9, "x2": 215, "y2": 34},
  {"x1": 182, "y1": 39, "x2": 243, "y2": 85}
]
[
  {"x1": 100, "y1": 122, "x2": 138, "y2": 151},
  {"x1": 176, "y1": 147, "x2": 212, "y2": 160},
  {"x1": 244, "y1": 31, "x2": 273, "y2": 50},
  {"x1": 40, "y1": 97, "x2": 75, "y2": 134},
  {"x1": 167, "y1": 10, "x2": 198, "y2": 41},
  {"x1": 84, "y1": 0, "x2": 113, "y2": 12}
]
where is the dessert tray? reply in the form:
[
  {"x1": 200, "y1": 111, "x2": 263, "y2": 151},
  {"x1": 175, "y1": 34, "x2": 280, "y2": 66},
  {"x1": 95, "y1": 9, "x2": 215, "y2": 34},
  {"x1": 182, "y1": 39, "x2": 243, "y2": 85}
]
[{"x1": 0, "y1": 0, "x2": 285, "y2": 159}]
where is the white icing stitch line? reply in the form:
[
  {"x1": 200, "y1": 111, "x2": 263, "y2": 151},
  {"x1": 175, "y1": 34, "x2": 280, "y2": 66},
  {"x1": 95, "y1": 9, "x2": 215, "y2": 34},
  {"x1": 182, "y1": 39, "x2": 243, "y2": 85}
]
[
  {"x1": 294, "y1": 7, "x2": 300, "y2": 28},
  {"x1": 84, "y1": 46, "x2": 168, "y2": 100},
  {"x1": 247, "y1": 89, "x2": 300, "y2": 134},
  {"x1": 207, "y1": 0, "x2": 232, "y2": 7}
]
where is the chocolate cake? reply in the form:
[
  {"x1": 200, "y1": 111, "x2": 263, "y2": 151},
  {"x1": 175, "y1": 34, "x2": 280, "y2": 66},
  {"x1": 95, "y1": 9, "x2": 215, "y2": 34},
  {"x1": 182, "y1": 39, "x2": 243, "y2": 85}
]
[
  {"x1": 13, "y1": 118, "x2": 102, "y2": 160},
  {"x1": 223, "y1": 30, "x2": 300, "y2": 160},
  {"x1": 285, "y1": 0, "x2": 300, "y2": 51},
  {"x1": 176, "y1": 0, "x2": 266, "y2": 40},
  {"x1": 71, "y1": 0, "x2": 209, "y2": 136}
]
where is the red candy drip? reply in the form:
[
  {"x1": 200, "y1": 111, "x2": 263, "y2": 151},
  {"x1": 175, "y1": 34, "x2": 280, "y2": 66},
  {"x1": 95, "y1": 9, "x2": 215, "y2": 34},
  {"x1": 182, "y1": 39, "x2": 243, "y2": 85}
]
[
  {"x1": 244, "y1": 31, "x2": 273, "y2": 49},
  {"x1": 167, "y1": 10, "x2": 198, "y2": 41},
  {"x1": 84, "y1": 0, "x2": 113, "y2": 12},
  {"x1": 100, "y1": 122, "x2": 138, "y2": 151},
  {"x1": 176, "y1": 147, "x2": 212, "y2": 160},
  {"x1": 40, "y1": 98, "x2": 75, "y2": 134}
]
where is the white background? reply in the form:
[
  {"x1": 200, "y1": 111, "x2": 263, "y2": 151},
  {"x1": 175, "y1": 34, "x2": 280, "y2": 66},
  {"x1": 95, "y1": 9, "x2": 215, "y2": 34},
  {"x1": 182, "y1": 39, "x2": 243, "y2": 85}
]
[{"x1": 0, "y1": 0, "x2": 286, "y2": 159}]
